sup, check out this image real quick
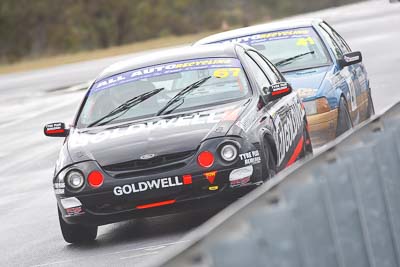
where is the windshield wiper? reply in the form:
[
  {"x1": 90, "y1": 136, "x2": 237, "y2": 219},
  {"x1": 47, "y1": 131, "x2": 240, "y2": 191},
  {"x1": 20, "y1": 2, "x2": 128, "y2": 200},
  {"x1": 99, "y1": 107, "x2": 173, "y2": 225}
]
[
  {"x1": 87, "y1": 87, "x2": 164, "y2": 127},
  {"x1": 275, "y1": 51, "x2": 315, "y2": 67},
  {"x1": 156, "y1": 76, "x2": 211, "y2": 116}
]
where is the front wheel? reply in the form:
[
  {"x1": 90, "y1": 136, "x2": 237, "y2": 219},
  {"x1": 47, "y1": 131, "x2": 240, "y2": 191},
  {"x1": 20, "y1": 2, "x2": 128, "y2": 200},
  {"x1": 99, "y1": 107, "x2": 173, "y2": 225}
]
[
  {"x1": 336, "y1": 97, "x2": 352, "y2": 137},
  {"x1": 58, "y1": 208, "x2": 97, "y2": 244},
  {"x1": 262, "y1": 137, "x2": 277, "y2": 180}
]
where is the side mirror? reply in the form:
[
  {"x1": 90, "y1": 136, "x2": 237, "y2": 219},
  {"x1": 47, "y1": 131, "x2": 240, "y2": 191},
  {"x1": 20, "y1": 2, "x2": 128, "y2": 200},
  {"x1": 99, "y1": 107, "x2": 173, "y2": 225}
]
[
  {"x1": 262, "y1": 82, "x2": 293, "y2": 102},
  {"x1": 44, "y1": 122, "x2": 69, "y2": 137},
  {"x1": 338, "y1": 51, "x2": 362, "y2": 68}
]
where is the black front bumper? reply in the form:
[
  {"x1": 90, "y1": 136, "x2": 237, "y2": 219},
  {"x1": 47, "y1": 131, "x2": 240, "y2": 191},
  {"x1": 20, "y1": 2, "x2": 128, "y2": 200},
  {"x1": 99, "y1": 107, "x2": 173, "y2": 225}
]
[
  {"x1": 59, "y1": 183, "x2": 259, "y2": 226},
  {"x1": 56, "y1": 137, "x2": 264, "y2": 226}
]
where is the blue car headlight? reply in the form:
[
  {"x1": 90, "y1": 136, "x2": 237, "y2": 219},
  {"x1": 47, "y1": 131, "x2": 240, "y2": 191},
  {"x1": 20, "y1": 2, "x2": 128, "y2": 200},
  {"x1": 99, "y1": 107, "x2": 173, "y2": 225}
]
[{"x1": 303, "y1": 97, "x2": 330, "y2": 115}]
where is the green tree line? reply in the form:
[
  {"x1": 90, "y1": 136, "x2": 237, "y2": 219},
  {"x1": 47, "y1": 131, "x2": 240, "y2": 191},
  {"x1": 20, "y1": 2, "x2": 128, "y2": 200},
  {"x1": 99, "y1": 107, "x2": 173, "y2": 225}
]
[{"x1": 0, "y1": 0, "x2": 359, "y2": 64}]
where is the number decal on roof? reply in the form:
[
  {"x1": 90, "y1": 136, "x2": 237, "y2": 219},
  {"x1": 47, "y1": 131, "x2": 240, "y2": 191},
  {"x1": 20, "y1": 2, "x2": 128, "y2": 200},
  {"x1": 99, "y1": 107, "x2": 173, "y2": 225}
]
[{"x1": 213, "y1": 68, "x2": 241, "y2": 78}]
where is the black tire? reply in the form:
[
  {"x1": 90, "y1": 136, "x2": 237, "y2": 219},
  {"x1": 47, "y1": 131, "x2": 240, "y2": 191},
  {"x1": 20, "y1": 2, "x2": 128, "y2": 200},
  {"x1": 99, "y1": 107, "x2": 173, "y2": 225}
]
[
  {"x1": 302, "y1": 124, "x2": 313, "y2": 156},
  {"x1": 262, "y1": 137, "x2": 277, "y2": 180},
  {"x1": 58, "y1": 208, "x2": 97, "y2": 244},
  {"x1": 366, "y1": 91, "x2": 375, "y2": 118},
  {"x1": 336, "y1": 97, "x2": 352, "y2": 137}
]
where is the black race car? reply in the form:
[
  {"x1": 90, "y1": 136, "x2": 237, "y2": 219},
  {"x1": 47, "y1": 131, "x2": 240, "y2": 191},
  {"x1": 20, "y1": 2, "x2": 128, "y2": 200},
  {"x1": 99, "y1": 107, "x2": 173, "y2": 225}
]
[{"x1": 44, "y1": 43, "x2": 312, "y2": 243}]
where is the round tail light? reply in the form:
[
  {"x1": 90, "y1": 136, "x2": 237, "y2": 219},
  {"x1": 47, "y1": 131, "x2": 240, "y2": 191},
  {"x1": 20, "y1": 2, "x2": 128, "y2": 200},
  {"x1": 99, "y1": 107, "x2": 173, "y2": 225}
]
[
  {"x1": 197, "y1": 151, "x2": 214, "y2": 168},
  {"x1": 88, "y1": 171, "x2": 104, "y2": 188}
]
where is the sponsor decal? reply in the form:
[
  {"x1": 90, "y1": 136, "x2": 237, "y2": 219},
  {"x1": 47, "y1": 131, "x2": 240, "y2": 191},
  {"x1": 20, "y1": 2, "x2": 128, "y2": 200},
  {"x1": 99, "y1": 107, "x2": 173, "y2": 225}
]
[
  {"x1": 271, "y1": 83, "x2": 288, "y2": 91},
  {"x1": 213, "y1": 68, "x2": 240, "y2": 78},
  {"x1": 235, "y1": 111, "x2": 257, "y2": 132},
  {"x1": 62, "y1": 197, "x2": 84, "y2": 216},
  {"x1": 54, "y1": 189, "x2": 65, "y2": 195},
  {"x1": 91, "y1": 58, "x2": 241, "y2": 93},
  {"x1": 286, "y1": 136, "x2": 304, "y2": 167},
  {"x1": 231, "y1": 177, "x2": 250, "y2": 187},
  {"x1": 140, "y1": 154, "x2": 156, "y2": 160},
  {"x1": 45, "y1": 122, "x2": 65, "y2": 134},
  {"x1": 54, "y1": 182, "x2": 65, "y2": 189},
  {"x1": 327, "y1": 72, "x2": 342, "y2": 87},
  {"x1": 65, "y1": 206, "x2": 84, "y2": 217},
  {"x1": 113, "y1": 176, "x2": 186, "y2": 196},
  {"x1": 54, "y1": 182, "x2": 65, "y2": 195},
  {"x1": 208, "y1": 185, "x2": 219, "y2": 191},
  {"x1": 344, "y1": 55, "x2": 359, "y2": 63},
  {"x1": 229, "y1": 165, "x2": 253, "y2": 187},
  {"x1": 346, "y1": 77, "x2": 357, "y2": 111},
  {"x1": 239, "y1": 150, "x2": 261, "y2": 165},
  {"x1": 214, "y1": 28, "x2": 312, "y2": 46},
  {"x1": 339, "y1": 67, "x2": 358, "y2": 112},
  {"x1": 204, "y1": 171, "x2": 217, "y2": 184},
  {"x1": 273, "y1": 97, "x2": 304, "y2": 166},
  {"x1": 70, "y1": 108, "x2": 234, "y2": 147},
  {"x1": 296, "y1": 37, "x2": 315, "y2": 46},
  {"x1": 270, "y1": 82, "x2": 290, "y2": 96}
]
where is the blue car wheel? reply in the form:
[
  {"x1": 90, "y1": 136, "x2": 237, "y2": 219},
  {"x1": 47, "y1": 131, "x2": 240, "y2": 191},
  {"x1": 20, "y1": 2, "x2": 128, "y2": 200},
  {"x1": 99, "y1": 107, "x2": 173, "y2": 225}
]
[{"x1": 336, "y1": 97, "x2": 352, "y2": 136}]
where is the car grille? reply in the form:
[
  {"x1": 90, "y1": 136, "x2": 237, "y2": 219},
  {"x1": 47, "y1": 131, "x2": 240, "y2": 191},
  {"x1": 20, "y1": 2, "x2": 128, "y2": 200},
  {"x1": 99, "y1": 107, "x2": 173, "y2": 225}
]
[{"x1": 102, "y1": 150, "x2": 195, "y2": 178}]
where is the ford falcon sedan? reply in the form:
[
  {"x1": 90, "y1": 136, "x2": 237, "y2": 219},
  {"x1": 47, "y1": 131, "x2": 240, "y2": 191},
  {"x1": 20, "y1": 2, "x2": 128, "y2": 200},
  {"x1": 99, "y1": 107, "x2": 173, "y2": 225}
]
[{"x1": 44, "y1": 43, "x2": 311, "y2": 243}]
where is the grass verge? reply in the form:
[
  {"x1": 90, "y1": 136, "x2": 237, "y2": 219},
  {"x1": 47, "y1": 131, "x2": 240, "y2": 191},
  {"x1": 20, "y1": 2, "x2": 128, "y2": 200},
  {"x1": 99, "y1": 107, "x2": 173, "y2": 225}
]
[{"x1": 0, "y1": 30, "x2": 219, "y2": 75}]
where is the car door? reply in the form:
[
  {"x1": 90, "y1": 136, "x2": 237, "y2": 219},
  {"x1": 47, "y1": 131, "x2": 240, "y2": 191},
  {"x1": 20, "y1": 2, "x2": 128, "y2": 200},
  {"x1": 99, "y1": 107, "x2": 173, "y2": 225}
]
[
  {"x1": 245, "y1": 50, "x2": 305, "y2": 170},
  {"x1": 322, "y1": 22, "x2": 369, "y2": 121},
  {"x1": 319, "y1": 22, "x2": 364, "y2": 124}
]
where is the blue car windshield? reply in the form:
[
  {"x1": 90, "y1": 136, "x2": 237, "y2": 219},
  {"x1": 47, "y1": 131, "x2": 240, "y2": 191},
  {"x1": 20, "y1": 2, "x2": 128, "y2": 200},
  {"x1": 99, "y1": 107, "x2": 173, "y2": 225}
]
[{"x1": 214, "y1": 27, "x2": 331, "y2": 72}]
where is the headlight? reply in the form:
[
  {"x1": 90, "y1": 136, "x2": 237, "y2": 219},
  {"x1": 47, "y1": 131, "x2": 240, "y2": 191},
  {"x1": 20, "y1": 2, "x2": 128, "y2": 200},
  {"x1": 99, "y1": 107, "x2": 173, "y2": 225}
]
[
  {"x1": 220, "y1": 144, "x2": 238, "y2": 162},
  {"x1": 303, "y1": 97, "x2": 330, "y2": 115},
  {"x1": 66, "y1": 170, "x2": 84, "y2": 189}
]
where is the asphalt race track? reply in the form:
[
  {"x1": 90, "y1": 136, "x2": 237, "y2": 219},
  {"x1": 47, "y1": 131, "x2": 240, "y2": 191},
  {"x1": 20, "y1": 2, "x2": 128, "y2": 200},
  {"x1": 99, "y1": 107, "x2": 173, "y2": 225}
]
[{"x1": 0, "y1": 1, "x2": 399, "y2": 266}]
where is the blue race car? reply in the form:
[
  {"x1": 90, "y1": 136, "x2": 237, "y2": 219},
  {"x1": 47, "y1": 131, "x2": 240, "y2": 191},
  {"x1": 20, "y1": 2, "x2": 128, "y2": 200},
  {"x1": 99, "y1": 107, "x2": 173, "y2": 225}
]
[{"x1": 195, "y1": 18, "x2": 374, "y2": 146}]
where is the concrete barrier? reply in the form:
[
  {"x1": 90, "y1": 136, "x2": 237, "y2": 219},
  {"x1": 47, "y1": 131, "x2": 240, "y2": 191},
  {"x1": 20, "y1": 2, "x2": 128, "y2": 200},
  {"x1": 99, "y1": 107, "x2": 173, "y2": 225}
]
[{"x1": 154, "y1": 102, "x2": 400, "y2": 267}]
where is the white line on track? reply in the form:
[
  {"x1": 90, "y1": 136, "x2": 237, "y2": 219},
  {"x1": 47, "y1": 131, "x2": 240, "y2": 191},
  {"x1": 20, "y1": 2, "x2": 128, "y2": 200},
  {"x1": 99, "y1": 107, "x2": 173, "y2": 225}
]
[
  {"x1": 143, "y1": 245, "x2": 167, "y2": 251},
  {"x1": 30, "y1": 240, "x2": 189, "y2": 267},
  {"x1": 100, "y1": 240, "x2": 189, "y2": 256},
  {"x1": 120, "y1": 251, "x2": 159, "y2": 260}
]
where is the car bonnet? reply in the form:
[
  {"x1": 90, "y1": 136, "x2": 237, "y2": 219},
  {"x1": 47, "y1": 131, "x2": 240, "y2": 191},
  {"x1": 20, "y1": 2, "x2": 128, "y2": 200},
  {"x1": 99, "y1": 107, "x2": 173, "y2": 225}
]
[
  {"x1": 66, "y1": 101, "x2": 247, "y2": 167},
  {"x1": 283, "y1": 65, "x2": 331, "y2": 94}
]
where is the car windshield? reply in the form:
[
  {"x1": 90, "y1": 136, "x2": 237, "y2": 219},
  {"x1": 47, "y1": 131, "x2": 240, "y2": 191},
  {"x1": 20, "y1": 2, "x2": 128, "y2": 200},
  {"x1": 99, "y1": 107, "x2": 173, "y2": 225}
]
[
  {"x1": 214, "y1": 27, "x2": 330, "y2": 72},
  {"x1": 76, "y1": 57, "x2": 250, "y2": 128}
]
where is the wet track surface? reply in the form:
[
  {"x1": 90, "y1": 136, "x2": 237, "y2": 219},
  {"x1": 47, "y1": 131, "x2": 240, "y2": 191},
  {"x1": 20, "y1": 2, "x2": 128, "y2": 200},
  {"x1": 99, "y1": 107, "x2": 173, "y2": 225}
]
[{"x1": 0, "y1": 1, "x2": 399, "y2": 266}]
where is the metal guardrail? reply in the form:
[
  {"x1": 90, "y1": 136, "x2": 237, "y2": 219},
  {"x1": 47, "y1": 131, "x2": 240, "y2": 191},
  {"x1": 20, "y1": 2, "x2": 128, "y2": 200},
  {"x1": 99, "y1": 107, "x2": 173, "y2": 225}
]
[{"x1": 152, "y1": 102, "x2": 400, "y2": 267}]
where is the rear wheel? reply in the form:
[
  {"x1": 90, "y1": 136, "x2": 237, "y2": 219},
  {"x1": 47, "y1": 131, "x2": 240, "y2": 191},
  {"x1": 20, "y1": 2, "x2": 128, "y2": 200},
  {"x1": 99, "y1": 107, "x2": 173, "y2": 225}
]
[
  {"x1": 302, "y1": 124, "x2": 313, "y2": 156},
  {"x1": 336, "y1": 97, "x2": 352, "y2": 137},
  {"x1": 366, "y1": 90, "x2": 375, "y2": 118},
  {"x1": 58, "y1": 208, "x2": 97, "y2": 244}
]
